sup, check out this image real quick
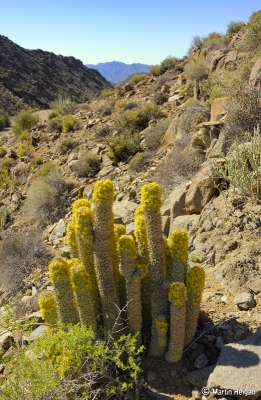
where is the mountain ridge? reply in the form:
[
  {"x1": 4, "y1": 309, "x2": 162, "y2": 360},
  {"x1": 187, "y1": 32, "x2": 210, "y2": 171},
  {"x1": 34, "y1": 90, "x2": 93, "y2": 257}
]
[{"x1": 86, "y1": 60, "x2": 150, "y2": 83}]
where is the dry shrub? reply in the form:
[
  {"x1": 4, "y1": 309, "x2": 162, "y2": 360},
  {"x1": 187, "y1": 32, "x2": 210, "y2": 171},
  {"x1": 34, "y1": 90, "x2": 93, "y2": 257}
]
[
  {"x1": 71, "y1": 149, "x2": 101, "y2": 177},
  {"x1": 154, "y1": 136, "x2": 203, "y2": 192},
  {"x1": 179, "y1": 101, "x2": 210, "y2": 134},
  {"x1": 128, "y1": 151, "x2": 151, "y2": 172},
  {"x1": 185, "y1": 59, "x2": 209, "y2": 82},
  {"x1": 0, "y1": 230, "x2": 49, "y2": 295},
  {"x1": 23, "y1": 168, "x2": 75, "y2": 228},
  {"x1": 143, "y1": 118, "x2": 171, "y2": 150}
]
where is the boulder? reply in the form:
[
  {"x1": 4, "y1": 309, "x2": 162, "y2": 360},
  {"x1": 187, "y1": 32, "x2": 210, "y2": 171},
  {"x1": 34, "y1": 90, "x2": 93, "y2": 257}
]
[
  {"x1": 207, "y1": 327, "x2": 261, "y2": 399},
  {"x1": 234, "y1": 292, "x2": 256, "y2": 310},
  {"x1": 49, "y1": 219, "x2": 66, "y2": 241},
  {"x1": 113, "y1": 200, "x2": 138, "y2": 224},
  {"x1": 169, "y1": 214, "x2": 200, "y2": 238},
  {"x1": 224, "y1": 50, "x2": 237, "y2": 70},
  {"x1": 185, "y1": 165, "x2": 219, "y2": 213},
  {"x1": 210, "y1": 97, "x2": 229, "y2": 122},
  {"x1": 167, "y1": 182, "x2": 187, "y2": 221}
]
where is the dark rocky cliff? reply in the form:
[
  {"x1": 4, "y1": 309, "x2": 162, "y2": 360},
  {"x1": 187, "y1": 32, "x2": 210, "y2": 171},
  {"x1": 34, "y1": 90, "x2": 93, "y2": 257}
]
[{"x1": 0, "y1": 35, "x2": 113, "y2": 113}]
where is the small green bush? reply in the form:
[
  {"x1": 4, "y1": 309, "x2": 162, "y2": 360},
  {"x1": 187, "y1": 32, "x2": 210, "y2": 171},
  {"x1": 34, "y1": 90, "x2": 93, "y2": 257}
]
[
  {"x1": 0, "y1": 109, "x2": 10, "y2": 130},
  {"x1": 243, "y1": 11, "x2": 261, "y2": 53},
  {"x1": 30, "y1": 156, "x2": 43, "y2": 169},
  {"x1": 12, "y1": 109, "x2": 39, "y2": 135},
  {"x1": 118, "y1": 102, "x2": 161, "y2": 133},
  {"x1": 128, "y1": 151, "x2": 151, "y2": 172},
  {"x1": 154, "y1": 92, "x2": 169, "y2": 105},
  {"x1": 36, "y1": 161, "x2": 58, "y2": 177},
  {"x1": 61, "y1": 114, "x2": 77, "y2": 133},
  {"x1": 188, "y1": 35, "x2": 206, "y2": 52},
  {"x1": 108, "y1": 132, "x2": 141, "y2": 163},
  {"x1": 185, "y1": 59, "x2": 209, "y2": 82},
  {"x1": 17, "y1": 131, "x2": 29, "y2": 141},
  {"x1": 129, "y1": 73, "x2": 148, "y2": 84},
  {"x1": 12, "y1": 87, "x2": 22, "y2": 97},
  {"x1": 0, "y1": 147, "x2": 7, "y2": 158},
  {"x1": 16, "y1": 142, "x2": 32, "y2": 158},
  {"x1": 71, "y1": 149, "x2": 101, "y2": 177},
  {"x1": 0, "y1": 157, "x2": 15, "y2": 170},
  {"x1": 149, "y1": 64, "x2": 162, "y2": 76},
  {"x1": 100, "y1": 88, "x2": 114, "y2": 98},
  {"x1": 0, "y1": 324, "x2": 143, "y2": 399},
  {"x1": 59, "y1": 136, "x2": 79, "y2": 154},
  {"x1": 149, "y1": 56, "x2": 179, "y2": 76},
  {"x1": 226, "y1": 20, "x2": 245, "y2": 36},
  {"x1": 0, "y1": 169, "x2": 10, "y2": 189}
]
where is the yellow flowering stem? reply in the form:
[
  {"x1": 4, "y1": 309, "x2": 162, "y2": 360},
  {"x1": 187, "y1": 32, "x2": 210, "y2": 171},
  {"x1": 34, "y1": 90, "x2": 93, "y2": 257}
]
[
  {"x1": 48, "y1": 258, "x2": 79, "y2": 324},
  {"x1": 165, "y1": 282, "x2": 187, "y2": 363},
  {"x1": 69, "y1": 259, "x2": 97, "y2": 334},
  {"x1": 114, "y1": 224, "x2": 127, "y2": 308},
  {"x1": 66, "y1": 222, "x2": 79, "y2": 259},
  {"x1": 134, "y1": 206, "x2": 151, "y2": 327},
  {"x1": 74, "y1": 206, "x2": 99, "y2": 312},
  {"x1": 141, "y1": 183, "x2": 168, "y2": 357},
  {"x1": 38, "y1": 291, "x2": 58, "y2": 328},
  {"x1": 168, "y1": 229, "x2": 189, "y2": 282},
  {"x1": 118, "y1": 235, "x2": 142, "y2": 348},
  {"x1": 185, "y1": 266, "x2": 205, "y2": 346},
  {"x1": 72, "y1": 198, "x2": 91, "y2": 213},
  {"x1": 150, "y1": 316, "x2": 168, "y2": 358},
  {"x1": 92, "y1": 179, "x2": 120, "y2": 331}
]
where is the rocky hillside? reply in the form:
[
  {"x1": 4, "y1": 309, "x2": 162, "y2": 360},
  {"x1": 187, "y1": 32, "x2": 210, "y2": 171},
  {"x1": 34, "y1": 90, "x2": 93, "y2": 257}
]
[
  {"x1": 86, "y1": 60, "x2": 150, "y2": 83},
  {"x1": 0, "y1": 35, "x2": 113, "y2": 113},
  {"x1": 1, "y1": 10, "x2": 261, "y2": 400}
]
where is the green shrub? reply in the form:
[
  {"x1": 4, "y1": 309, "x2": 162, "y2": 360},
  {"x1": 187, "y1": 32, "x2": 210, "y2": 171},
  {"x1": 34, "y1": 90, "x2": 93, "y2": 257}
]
[
  {"x1": 61, "y1": 114, "x2": 77, "y2": 133},
  {"x1": 185, "y1": 59, "x2": 209, "y2": 82},
  {"x1": 23, "y1": 168, "x2": 74, "y2": 228},
  {"x1": 243, "y1": 11, "x2": 261, "y2": 53},
  {"x1": 59, "y1": 136, "x2": 79, "y2": 154},
  {"x1": 71, "y1": 149, "x2": 101, "y2": 177},
  {"x1": 129, "y1": 73, "x2": 148, "y2": 84},
  {"x1": 154, "y1": 92, "x2": 169, "y2": 105},
  {"x1": 211, "y1": 128, "x2": 261, "y2": 203},
  {"x1": 107, "y1": 132, "x2": 141, "y2": 163},
  {"x1": 0, "y1": 169, "x2": 10, "y2": 189},
  {"x1": 30, "y1": 156, "x2": 43, "y2": 169},
  {"x1": 16, "y1": 142, "x2": 33, "y2": 158},
  {"x1": 36, "y1": 161, "x2": 58, "y2": 177},
  {"x1": 226, "y1": 20, "x2": 245, "y2": 36},
  {"x1": 100, "y1": 88, "x2": 114, "y2": 98},
  {"x1": 0, "y1": 324, "x2": 143, "y2": 399},
  {"x1": 202, "y1": 32, "x2": 229, "y2": 51},
  {"x1": 12, "y1": 87, "x2": 22, "y2": 97},
  {"x1": 143, "y1": 118, "x2": 171, "y2": 150},
  {"x1": 128, "y1": 151, "x2": 151, "y2": 172},
  {"x1": 12, "y1": 109, "x2": 39, "y2": 135},
  {"x1": 49, "y1": 96, "x2": 76, "y2": 115},
  {"x1": 118, "y1": 102, "x2": 161, "y2": 133},
  {"x1": 0, "y1": 157, "x2": 15, "y2": 170},
  {"x1": 0, "y1": 147, "x2": 7, "y2": 158},
  {"x1": 149, "y1": 56, "x2": 179, "y2": 76},
  {"x1": 17, "y1": 131, "x2": 29, "y2": 141},
  {"x1": 0, "y1": 109, "x2": 10, "y2": 130}
]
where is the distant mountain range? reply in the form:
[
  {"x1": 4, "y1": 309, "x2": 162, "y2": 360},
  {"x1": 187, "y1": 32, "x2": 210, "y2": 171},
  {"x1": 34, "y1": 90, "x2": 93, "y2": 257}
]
[
  {"x1": 86, "y1": 61, "x2": 150, "y2": 83},
  {"x1": 0, "y1": 35, "x2": 113, "y2": 113}
]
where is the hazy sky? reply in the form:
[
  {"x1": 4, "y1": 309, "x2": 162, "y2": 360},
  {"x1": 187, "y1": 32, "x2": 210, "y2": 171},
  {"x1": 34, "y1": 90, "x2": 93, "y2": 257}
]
[{"x1": 1, "y1": 1, "x2": 261, "y2": 65}]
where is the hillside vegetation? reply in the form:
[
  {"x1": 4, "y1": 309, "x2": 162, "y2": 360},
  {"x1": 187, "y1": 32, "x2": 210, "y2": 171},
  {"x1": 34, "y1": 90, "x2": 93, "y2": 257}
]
[{"x1": 0, "y1": 10, "x2": 261, "y2": 399}]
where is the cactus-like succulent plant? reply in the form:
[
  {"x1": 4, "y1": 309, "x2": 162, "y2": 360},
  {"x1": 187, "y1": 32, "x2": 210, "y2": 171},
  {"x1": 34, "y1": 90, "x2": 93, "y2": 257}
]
[
  {"x1": 165, "y1": 282, "x2": 187, "y2": 362},
  {"x1": 49, "y1": 258, "x2": 79, "y2": 324},
  {"x1": 92, "y1": 180, "x2": 120, "y2": 331},
  {"x1": 185, "y1": 265, "x2": 205, "y2": 346},
  {"x1": 167, "y1": 229, "x2": 189, "y2": 283},
  {"x1": 118, "y1": 234, "x2": 142, "y2": 348},
  {"x1": 69, "y1": 258, "x2": 98, "y2": 334},
  {"x1": 38, "y1": 291, "x2": 58, "y2": 328},
  {"x1": 141, "y1": 182, "x2": 168, "y2": 357}
]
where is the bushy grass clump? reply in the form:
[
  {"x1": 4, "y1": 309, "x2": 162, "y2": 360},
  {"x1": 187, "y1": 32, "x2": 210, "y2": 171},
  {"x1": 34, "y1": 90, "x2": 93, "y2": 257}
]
[{"x1": 12, "y1": 109, "x2": 39, "y2": 135}]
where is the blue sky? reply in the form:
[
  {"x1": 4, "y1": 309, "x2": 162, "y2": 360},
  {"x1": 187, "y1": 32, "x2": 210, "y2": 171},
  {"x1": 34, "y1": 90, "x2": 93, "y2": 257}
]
[{"x1": 1, "y1": 1, "x2": 261, "y2": 65}]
